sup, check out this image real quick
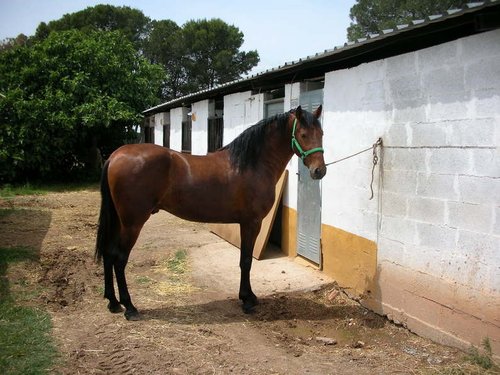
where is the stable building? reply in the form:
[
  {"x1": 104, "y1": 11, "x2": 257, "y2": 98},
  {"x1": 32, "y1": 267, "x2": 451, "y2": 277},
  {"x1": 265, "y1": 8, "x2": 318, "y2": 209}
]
[{"x1": 143, "y1": 1, "x2": 500, "y2": 356}]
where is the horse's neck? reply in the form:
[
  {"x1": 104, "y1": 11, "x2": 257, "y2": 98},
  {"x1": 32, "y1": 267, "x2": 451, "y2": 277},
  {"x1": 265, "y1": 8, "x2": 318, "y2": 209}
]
[{"x1": 259, "y1": 129, "x2": 294, "y2": 182}]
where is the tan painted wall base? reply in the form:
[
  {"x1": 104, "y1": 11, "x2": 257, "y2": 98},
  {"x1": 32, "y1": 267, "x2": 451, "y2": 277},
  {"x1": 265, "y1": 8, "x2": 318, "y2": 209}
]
[
  {"x1": 362, "y1": 261, "x2": 500, "y2": 357},
  {"x1": 281, "y1": 205, "x2": 500, "y2": 357}
]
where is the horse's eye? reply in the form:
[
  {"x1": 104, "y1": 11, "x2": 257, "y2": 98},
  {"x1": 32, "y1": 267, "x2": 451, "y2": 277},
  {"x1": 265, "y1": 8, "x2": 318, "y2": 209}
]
[{"x1": 301, "y1": 133, "x2": 308, "y2": 139}]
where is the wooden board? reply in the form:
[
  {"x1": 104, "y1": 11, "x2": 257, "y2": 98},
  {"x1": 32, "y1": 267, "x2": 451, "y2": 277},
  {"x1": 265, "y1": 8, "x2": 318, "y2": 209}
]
[{"x1": 209, "y1": 170, "x2": 288, "y2": 260}]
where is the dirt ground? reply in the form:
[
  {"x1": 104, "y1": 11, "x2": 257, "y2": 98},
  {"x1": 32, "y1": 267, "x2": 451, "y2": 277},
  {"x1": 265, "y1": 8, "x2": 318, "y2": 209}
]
[{"x1": 0, "y1": 189, "x2": 487, "y2": 374}]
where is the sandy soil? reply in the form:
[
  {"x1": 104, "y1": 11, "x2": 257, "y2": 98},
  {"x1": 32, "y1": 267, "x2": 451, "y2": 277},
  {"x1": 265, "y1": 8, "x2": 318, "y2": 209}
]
[{"x1": 0, "y1": 189, "x2": 484, "y2": 374}]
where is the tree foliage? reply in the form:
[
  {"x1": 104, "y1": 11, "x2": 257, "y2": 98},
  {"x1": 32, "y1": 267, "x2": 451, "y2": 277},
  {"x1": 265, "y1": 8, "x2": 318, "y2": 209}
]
[
  {"x1": 30, "y1": 5, "x2": 260, "y2": 101},
  {"x1": 0, "y1": 30, "x2": 163, "y2": 182},
  {"x1": 0, "y1": 5, "x2": 259, "y2": 183},
  {"x1": 347, "y1": 0, "x2": 470, "y2": 41},
  {"x1": 180, "y1": 19, "x2": 259, "y2": 94},
  {"x1": 34, "y1": 4, "x2": 150, "y2": 47}
]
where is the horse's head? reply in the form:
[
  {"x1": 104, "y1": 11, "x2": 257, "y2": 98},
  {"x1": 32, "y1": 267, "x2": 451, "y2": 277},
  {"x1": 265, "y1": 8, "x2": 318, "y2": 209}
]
[{"x1": 291, "y1": 105, "x2": 327, "y2": 179}]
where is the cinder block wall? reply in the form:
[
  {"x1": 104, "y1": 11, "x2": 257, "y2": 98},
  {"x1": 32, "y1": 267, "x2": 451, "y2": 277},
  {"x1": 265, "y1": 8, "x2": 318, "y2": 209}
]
[{"x1": 321, "y1": 29, "x2": 500, "y2": 354}]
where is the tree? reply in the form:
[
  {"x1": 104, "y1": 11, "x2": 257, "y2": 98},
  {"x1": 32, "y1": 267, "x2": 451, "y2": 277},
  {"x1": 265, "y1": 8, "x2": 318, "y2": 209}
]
[
  {"x1": 34, "y1": 4, "x2": 151, "y2": 47},
  {"x1": 347, "y1": 0, "x2": 470, "y2": 41},
  {"x1": 142, "y1": 18, "x2": 260, "y2": 100},
  {"x1": 0, "y1": 30, "x2": 163, "y2": 182},
  {"x1": 142, "y1": 20, "x2": 187, "y2": 100},
  {"x1": 181, "y1": 19, "x2": 259, "y2": 94},
  {"x1": 30, "y1": 5, "x2": 260, "y2": 101}
]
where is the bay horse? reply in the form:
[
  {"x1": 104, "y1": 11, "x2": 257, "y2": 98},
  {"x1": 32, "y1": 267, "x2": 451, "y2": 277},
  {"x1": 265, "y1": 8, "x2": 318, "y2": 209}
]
[{"x1": 95, "y1": 105, "x2": 326, "y2": 320}]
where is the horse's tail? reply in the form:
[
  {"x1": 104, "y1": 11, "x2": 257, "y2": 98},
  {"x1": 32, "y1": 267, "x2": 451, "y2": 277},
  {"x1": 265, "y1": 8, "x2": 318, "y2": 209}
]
[{"x1": 95, "y1": 159, "x2": 119, "y2": 263}]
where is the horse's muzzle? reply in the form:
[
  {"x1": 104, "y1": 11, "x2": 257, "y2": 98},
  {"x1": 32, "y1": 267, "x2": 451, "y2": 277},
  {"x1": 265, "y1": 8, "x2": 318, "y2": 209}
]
[{"x1": 310, "y1": 165, "x2": 327, "y2": 180}]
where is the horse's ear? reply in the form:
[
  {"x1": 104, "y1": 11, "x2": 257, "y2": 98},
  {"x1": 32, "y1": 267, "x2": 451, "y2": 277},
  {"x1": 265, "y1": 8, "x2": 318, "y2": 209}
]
[
  {"x1": 313, "y1": 105, "x2": 322, "y2": 119},
  {"x1": 295, "y1": 105, "x2": 303, "y2": 120}
]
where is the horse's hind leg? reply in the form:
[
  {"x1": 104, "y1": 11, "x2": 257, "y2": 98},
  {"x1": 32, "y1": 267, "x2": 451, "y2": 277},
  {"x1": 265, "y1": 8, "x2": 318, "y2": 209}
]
[
  {"x1": 114, "y1": 224, "x2": 143, "y2": 320},
  {"x1": 103, "y1": 255, "x2": 123, "y2": 313}
]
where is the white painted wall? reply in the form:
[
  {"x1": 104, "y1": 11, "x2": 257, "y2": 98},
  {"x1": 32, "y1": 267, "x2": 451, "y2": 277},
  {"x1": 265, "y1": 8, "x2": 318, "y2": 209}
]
[
  {"x1": 323, "y1": 29, "x2": 500, "y2": 294},
  {"x1": 223, "y1": 91, "x2": 265, "y2": 145},
  {"x1": 170, "y1": 107, "x2": 188, "y2": 152},
  {"x1": 321, "y1": 30, "x2": 500, "y2": 352},
  {"x1": 283, "y1": 83, "x2": 301, "y2": 210},
  {"x1": 191, "y1": 100, "x2": 210, "y2": 155},
  {"x1": 153, "y1": 112, "x2": 169, "y2": 146}
]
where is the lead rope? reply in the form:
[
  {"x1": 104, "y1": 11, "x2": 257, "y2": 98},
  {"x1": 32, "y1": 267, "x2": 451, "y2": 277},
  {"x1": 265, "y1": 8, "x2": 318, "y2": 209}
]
[{"x1": 325, "y1": 138, "x2": 383, "y2": 200}]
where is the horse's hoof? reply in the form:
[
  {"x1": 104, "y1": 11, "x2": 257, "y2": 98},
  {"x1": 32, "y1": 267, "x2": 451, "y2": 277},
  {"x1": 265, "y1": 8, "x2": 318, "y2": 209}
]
[
  {"x1": 242, "y1": 298, "x2": 258, "y2": 314},
  {"x1": 124, "y1": 309, "x2": 141, "y2": 321},
  {"x1": 108, "y1": 301, "x2": 124, "y2": 314}
]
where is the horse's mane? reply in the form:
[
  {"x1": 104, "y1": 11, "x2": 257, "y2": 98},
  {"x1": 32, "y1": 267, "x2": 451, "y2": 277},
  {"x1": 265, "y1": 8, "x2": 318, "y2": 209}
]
[{"x1": 221, "y1": 108, "x2": 317, "y2": 172}]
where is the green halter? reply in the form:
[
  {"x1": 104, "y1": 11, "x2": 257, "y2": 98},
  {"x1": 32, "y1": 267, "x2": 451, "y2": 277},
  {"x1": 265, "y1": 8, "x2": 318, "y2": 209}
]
[{"x1": 291, "y1": 118, "x2": 324, "y2": 161}]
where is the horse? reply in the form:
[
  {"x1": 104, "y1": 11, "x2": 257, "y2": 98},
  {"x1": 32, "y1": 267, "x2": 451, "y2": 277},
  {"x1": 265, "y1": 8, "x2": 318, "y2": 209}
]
[{"x1": 95, "y1": 105, "x2": 326, "y2": 320}]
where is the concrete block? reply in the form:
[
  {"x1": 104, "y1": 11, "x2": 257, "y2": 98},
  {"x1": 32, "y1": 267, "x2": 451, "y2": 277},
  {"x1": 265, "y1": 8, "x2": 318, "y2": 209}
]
[
  {"x1": 457, "y1": 229, "x2": 500, "y2": 267},
  {"x1": 389, "y1": 74, "x2": 422, "y2": 100},
  {"x1": 465, "y1": 58, "x2": 500, "y2": 91},
  {"x1": 410, "y1": 122, "x2": 448, "y2": 147},
  {"x1": 383, "y1": 169, "x2": 418, "y2": 196},
  {"x1": 385, "y1": 122, "x2": 409, "y2": 148},
  {"x1": 403, "y1": 244, "x2": 442, "y2": 275},
  {"x1": 380, "y1": 216, "x2": 417, "y2": 246},
  {"x1": 494, "y1": 206, "x2": 500, "y2": 236},
  {"x1": 447, "y1": 201, "x2": 493, "y2": 233},
  {"x1": 381, "y1": 192, "x2": 407, "y2": 218},
  {"x1": 458, "y1": 175, "x2": 500, "y2": 206},
  {"x1": 417, "y1": 172, "x2": 457, "y2": 200},
  {"x1": 427, "y1": 148, "x2": 472, "y2": 175},
  {"x1": 474, "y1": 89, "x2": 500, "y2": 117},
  {"x1": 417, "y1": 42, "x2": 458, "y2": 72},
  {"x1": 377, "y1": 237, "x2": 405, "y2": 265},
  {"x1": 416, "y1": 222, "x2": 457, "y2": 249},
  {"x1": 426, "y1": 93, "x2": 470, "y2": 122},
  {"x1": 391, "y1": 99, "x2": 427, "y2": 124},
  {"x1": 408, "y1": 197, "x2": 446, "y2": 224},
  {"x1": 423, "y1": 66, "x2": 465, "y2": 99},
  {"x1": 471, "y1": 149, "x2": 499, "y2": 177},
  {"x1": 385, "y1": 52, "x2": 417, "y2": 78},
  {"x1": 362, "y1": 79, "x2": 386, "y2": 104},
  {"x1": 440, "y1": 254, "x2": 470, "y2": 285},
  {"x1": 460, "y1": 29, "x2": 500, "y2": 63},
  {"x1": 447, "y1": 118, "x2": 495, "y2": 147},
  {"x1": 386, "y1": 148, "x2": 427, "y2": 172}
]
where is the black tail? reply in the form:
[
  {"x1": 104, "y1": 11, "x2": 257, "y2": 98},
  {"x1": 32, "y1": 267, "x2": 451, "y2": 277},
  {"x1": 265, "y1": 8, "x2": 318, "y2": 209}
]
[{"x1": 95, "y1": 160, "x2": 119, "y2": 262}]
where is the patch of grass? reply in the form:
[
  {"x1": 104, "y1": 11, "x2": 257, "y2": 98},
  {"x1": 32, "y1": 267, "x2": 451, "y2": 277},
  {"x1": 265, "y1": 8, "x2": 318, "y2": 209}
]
[
  {"x1": 166, "y1": 249, "x2": 188, "y2": 276},
  {"x1": 466, "y1": 338, "x2": 497, "y2": 371},
  {"x1": 0, "y1": 246, "x2": 59, "y2": 374},
  {"x1": 422, "y1": 338, "x2": 499, "y2": 375},
  {"x1": 136, "y1": 275, "x2": 154, "y2": 285}
]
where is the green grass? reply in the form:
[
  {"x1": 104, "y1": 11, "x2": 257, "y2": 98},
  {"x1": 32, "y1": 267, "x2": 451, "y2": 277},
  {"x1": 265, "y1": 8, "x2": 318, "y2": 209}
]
[
  {"x1": 167, "y1": 249, "x2": 188, "y2": 275},
  {"x1": 0, "y1": 246, "x2": 59, "y2": 374},
  {"x1": 466, "y1": 338, "x2": 497, "y2": 371}
]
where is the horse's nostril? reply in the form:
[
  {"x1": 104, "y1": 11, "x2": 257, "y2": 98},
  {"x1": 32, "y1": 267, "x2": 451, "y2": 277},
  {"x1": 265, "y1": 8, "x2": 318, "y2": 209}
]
[{"x1": 311, "y1": 166, "x2": 326, "y2": 179}]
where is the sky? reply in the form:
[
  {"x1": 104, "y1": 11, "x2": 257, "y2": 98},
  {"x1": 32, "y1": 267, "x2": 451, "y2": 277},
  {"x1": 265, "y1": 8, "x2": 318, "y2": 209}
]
[{"x1": 0, "y1": 0, "x2": 356, "y2": 74}]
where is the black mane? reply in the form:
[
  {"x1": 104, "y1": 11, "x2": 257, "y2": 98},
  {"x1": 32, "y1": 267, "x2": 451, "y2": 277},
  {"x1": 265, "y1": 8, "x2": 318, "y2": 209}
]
[{"x1": 222, "y1": 108, "x2": 318, "y2": 172}]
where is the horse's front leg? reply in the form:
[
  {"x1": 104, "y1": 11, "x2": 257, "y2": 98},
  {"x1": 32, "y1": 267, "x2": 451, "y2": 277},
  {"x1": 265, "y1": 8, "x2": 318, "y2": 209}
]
[{"x1": 239, "y1": 220, "x2": 261, "y2": 313}]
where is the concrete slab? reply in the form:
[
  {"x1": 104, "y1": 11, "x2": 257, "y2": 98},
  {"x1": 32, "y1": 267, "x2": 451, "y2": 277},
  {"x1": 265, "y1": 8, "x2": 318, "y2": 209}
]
[{"x1": 190, "y1": 239, "x2": 333, "y2": 297}]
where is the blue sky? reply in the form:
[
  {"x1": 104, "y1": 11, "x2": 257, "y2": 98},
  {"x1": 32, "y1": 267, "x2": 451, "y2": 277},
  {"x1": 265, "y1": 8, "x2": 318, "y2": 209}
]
[{"x1": 0, "y1": 0, "x2": 356, "y2": 74}]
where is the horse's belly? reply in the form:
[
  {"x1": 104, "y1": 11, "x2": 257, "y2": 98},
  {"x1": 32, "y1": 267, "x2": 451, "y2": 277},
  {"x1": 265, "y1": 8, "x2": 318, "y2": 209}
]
[{"x1": 161, "y1": 190, "x2": 241, "y2": 224}]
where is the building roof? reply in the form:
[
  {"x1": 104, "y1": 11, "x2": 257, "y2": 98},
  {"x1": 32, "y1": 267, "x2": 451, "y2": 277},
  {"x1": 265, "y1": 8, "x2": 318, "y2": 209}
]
[{"x1": 143, "y1": 0, "x2": 500, "y2": 116}]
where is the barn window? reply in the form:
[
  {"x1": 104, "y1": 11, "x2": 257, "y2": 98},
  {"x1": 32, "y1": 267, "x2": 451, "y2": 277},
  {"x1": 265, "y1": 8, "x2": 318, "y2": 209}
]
[
  {"x1": 163, "y1": 124, "x2": 170, "y2": 148},
  {"x1": 181, "y1": 119, "x2": 192, "y2": 153},
  {"x1": 207, "y1": 117, "x2": 223, "y2": 152},
  {"x1": 144, "y1": 116, "x2": 155, "y2": 144}
]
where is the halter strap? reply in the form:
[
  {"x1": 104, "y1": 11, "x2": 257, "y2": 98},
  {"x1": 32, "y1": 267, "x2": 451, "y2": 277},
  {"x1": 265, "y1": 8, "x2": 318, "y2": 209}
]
[{"x1": 291, "y1": 118, "x2": 324, "y2": 161}]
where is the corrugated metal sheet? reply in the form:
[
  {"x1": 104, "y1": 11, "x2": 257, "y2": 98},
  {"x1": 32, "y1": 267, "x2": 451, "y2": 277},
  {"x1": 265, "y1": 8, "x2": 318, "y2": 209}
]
[{"x1": 144, "y1": 0, "x2": 500, "y2": 115}]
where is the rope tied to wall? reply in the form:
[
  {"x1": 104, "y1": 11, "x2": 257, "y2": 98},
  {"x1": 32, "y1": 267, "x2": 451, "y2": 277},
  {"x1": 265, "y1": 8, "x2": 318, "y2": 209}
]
[{"x1": 325, "y1": 137, "x2": 383, "y2": 200}]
